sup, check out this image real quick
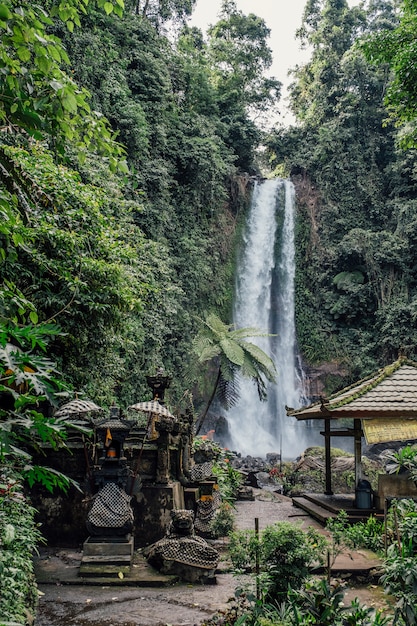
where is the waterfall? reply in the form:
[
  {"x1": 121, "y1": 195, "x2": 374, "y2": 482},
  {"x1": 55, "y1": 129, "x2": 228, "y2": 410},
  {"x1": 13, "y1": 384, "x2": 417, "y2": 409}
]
[{"x1": 225, "y1": 178, "x2": 308, "y2": 459}]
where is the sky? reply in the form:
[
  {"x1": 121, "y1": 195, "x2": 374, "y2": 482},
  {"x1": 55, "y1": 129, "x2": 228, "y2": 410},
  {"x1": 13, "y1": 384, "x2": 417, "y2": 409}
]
[
  {"x1": 189, "y1": 0, "x2": 356, "y2": 125},
  {"x1": 189, "y1": 0, "x2": 312, "y2": 124}
]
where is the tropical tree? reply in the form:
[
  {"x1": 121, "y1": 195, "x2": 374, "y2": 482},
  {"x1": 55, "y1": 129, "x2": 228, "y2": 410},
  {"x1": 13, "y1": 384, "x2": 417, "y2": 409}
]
[
  {"x1": 126, "y1": 0, "x2": 196, "y2": 24},
  {"x1": 206, "y1": 0, "x2": 281, "y2": 170},
  {"x1": 0, "y1": 0, "x2": 132, "y2": 479},
  {"x1": 192, "y1": 313, "x2": 276, "y2": 434},
  {"x1": 0, "y1": 310, "x2": 84, "y2": 492},
  {"x1": 360, "y1": 0, "x2": 417, "y2": 149},
  {"x1": 265, "y1": 0, "x2": 417, "y2": 378},
  {"x1": 0, "y1": 0, "x2": 126, "y2": 167}
]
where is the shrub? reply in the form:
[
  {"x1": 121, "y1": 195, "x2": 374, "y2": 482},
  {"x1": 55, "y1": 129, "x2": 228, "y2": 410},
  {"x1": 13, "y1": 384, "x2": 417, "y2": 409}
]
[
  {"x1": 261, "y1": 522, "x2": 327, "y2": 599},
  {"x1": 229, "y1": 528, "x2": 259, "y2": 572},
  {"x1": 229, "y1": 522, "x2": 327, "y2": 600},
  {"x1": 287, "y1": 578, "x2": 391, "y2": 625},
  {"x1": 381, "y1": 552, "x2": 417, "y2": 625},
  {"x1": 326, "y1": 511, "x2": 384, "y2": 555},
  {"x1": 209, "y1": 502, "x2": 236, "y2": 538},
  {"x1": 386, "y1": 497, "x2": 417, "y2": 555},
  {"x1": 380, "y1": 498, "x2": 417, "y2": 624},
  {"x1": 0, "y1": 470, "x2": 42, "y2": 625}
]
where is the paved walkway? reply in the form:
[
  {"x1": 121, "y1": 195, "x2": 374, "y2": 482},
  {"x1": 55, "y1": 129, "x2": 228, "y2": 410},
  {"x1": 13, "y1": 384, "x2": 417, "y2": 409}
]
[{"x1": 34, "y1": 490, "x2": 384, "y2": 626}]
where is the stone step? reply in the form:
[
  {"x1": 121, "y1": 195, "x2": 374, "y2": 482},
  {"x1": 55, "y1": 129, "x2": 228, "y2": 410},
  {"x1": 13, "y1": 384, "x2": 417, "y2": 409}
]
[
  {"x1": 79, "y1": 563, "x2": 132, "y2": 577},
  {"x1": 83, "y1": 538, "x2": 134, "y2": 557},
  {"x1": 292, "y1": 496, "x2": 336, "y2": 524},
  {"x1": 81, "y1": 554, "x2": 132, "y2": 565},
  {"x1": 35, "y1": 550, "x2": 178, "y2": 586}
]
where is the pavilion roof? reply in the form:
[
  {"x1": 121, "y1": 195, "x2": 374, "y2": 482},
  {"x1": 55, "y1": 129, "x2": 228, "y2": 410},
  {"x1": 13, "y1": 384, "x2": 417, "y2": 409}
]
[{"x1": 287, "y1": 358, "x2": 417, "y2": 420}]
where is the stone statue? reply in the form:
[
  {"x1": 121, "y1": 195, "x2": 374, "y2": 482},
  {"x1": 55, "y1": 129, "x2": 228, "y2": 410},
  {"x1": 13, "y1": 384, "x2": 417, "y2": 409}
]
[{"x1": 143, "y1": 509, "x2": 220, "y2": 583}]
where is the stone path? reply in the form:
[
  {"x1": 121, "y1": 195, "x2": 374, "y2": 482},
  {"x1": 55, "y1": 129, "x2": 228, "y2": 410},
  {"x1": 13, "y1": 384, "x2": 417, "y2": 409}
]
[{"x1": 34, "y1": 490, "x2": 385, "y2": 626}]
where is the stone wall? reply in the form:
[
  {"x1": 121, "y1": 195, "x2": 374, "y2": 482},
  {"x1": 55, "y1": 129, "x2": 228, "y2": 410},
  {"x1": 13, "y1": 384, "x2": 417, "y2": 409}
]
[
  {"x1": 374, "y1": 473, "x2": 417, "y2": 509},
  {"x1": 30, "y1": 430, "x2": 196, "y2": 548}
]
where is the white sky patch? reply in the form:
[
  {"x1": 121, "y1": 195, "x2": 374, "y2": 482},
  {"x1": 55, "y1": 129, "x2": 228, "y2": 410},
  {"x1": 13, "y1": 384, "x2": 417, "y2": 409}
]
[{"x1": 189, "y1": 0, "x2": 358, "y2": 126}]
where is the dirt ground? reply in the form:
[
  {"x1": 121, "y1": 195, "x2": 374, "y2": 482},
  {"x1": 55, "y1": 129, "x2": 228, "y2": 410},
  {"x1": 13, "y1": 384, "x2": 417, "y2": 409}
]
[{"x1": 34, "y1": 490, "x2": 394, "y2": 626}]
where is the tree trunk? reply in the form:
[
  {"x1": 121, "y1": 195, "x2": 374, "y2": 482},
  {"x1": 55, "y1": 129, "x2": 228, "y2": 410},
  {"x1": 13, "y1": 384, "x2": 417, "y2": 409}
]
[{"x1": 195, "y1": 368, "x2": 221, "y2": 435}]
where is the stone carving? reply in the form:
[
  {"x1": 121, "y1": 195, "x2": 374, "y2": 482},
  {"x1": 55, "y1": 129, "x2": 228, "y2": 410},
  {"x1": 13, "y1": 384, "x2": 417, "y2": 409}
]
[{"x1": 143, "y1": 509, "x2": 219, "y2": 583}]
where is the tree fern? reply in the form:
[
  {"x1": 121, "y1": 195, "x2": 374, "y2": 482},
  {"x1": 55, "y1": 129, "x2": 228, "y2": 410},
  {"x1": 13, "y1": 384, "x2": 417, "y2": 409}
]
[{"x1": 193, "y1": 313, "x2": 276, "y2": 433}]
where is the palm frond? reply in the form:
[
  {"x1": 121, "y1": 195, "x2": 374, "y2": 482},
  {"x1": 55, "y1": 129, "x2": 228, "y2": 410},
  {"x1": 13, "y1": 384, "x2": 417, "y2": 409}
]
[
  {"x1": 192, "y1": 335, "x2": 220, "y2": 363},
  {"x1": 200, "y1": 313, "x2": 231, "y2": 337},
  {"x1": 216, "y1": 372, "x2": 240, "y2": 409},
  {"x1": 193, "y1": 312, "x2": 278, "y2": 430},
  {"x1": 230, "y1": 326, "x2": 274, "y2": 340},
  {"x1": 254, "y1": 376, "x2": 268, "y2": 402},
  {"x1": 240, "y1": 341, "x2": 277, "y2": 382}
]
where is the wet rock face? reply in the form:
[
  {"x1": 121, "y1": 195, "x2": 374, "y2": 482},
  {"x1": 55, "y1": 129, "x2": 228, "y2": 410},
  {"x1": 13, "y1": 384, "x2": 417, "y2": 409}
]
[{"x1": 232, "y1": 454, "x2": 280, "y2": 473}]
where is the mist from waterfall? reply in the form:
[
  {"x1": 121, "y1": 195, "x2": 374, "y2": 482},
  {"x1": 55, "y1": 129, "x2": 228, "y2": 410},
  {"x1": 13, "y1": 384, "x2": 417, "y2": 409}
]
[{"x1": 225, "y1": 178, "x2": 309, "y2": 459}]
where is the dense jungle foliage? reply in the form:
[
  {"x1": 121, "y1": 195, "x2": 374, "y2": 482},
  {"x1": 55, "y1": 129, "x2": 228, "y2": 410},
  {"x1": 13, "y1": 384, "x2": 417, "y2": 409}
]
[
  {"x1": 267, "y1": 0, "x2": 417, "y2": 390},
  {"x1": 0, "y1": 0, "x2": 281, "y2": 419},
  {"x1": 2, "y1": 0, "x2": 417, "y2": 423},
  {"x1": 3, "y1": 1, "x2": 417, "y2": 622}
]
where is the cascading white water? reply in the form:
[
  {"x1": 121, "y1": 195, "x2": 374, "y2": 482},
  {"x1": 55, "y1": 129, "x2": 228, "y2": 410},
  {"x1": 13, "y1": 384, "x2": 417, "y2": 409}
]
[{"x1": 225, "y1": 178, "x2": 308, "y2": 459}]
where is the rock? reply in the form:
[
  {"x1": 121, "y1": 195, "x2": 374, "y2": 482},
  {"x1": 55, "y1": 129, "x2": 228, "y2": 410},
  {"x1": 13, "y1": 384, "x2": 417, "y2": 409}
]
[
  {"x1": 266, "y1": 453, "x2": 281, "y2": 465},
  {"x1": 237, "y1": 486, "x2": 255, "y2": 501},
  {"x1": 254, "y1": 471, "x2": 274, "y2": 488},
  {"x1": 244, "y1": 471, "x2": 260, "y2": 487}
]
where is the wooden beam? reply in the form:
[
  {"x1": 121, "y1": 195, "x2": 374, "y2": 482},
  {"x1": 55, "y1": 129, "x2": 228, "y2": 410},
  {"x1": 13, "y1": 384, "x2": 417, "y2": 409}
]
[{"x1": 319, "y1": 430, "x2": 355, "y2": 437}]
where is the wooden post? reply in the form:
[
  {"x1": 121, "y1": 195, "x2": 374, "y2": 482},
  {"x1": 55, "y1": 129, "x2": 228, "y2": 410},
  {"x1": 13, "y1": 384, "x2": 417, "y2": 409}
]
[
  {"x1": 255, "y1": 517, "x2": 260, "y2": 600},
  {"x1": 324, "y1": 418, "x2": 333, "y2": 495},
  {"x1": 354, "y1": 418, "x2": 362, "y2": 489}
]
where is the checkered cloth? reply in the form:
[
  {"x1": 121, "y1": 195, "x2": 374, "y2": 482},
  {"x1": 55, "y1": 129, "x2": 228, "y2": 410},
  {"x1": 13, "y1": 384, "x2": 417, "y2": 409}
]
[
  {"x1": 190, "y1": 461, "x2": 213, "y2": 481},
  {"x1": 87, "y1": 483, "x2": 133, "y2": 528}
]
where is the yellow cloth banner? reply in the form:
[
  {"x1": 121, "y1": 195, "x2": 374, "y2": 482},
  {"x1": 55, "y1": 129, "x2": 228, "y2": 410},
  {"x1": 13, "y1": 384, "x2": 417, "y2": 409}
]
[
  {"x1": 105, "y1": 427, "x2": 112, "y2": 447},
  {"x1": 362, "y1": 418, "x2": 417, "y2": 444}
]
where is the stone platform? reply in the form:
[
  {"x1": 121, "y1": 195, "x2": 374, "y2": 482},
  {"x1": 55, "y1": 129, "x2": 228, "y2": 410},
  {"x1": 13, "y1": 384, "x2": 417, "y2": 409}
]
[{"x1": 35, "y1": 548, "x2": 177, "y2": 586}]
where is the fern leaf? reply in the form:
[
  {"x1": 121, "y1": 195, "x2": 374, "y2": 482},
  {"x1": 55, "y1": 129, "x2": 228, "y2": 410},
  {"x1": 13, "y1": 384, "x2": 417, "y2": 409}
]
[{"x1": 219, "y1": 337, "x2": 245, "y2": 366}]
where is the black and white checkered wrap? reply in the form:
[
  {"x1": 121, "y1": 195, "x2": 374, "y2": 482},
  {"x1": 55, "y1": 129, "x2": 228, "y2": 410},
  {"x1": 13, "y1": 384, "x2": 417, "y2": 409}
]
[
  {"x1": 87, "y1": 483, "x2": 133, "y2": 528},
  {"x1": 147, "y1": 535, "x2": 219, "y2": 569},
  {"x1": 194, "y1": 490, "x2": 221, "y2": 534},
  {"x1": 189, "y1": 461, "x2": 213, "y2": 482}
]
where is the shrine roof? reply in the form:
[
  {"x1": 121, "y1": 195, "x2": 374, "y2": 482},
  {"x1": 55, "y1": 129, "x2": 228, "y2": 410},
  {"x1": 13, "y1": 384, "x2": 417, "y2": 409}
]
[{"x1": 287, "y1": 358, "x2": 417, "y2": 420}]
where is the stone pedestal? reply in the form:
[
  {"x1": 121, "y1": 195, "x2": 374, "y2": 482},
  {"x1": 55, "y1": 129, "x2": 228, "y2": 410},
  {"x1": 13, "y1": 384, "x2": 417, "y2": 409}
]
[
  {"x1": 79, "y1": 536, "x2": 134, "y2": 577},
  {"x1": 374, "y1": 473, "x2": 417, "y2": 509}
]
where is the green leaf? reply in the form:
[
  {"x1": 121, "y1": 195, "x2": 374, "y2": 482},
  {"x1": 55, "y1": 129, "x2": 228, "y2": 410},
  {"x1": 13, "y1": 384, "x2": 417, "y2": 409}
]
[
  {"x1": 17, "y1": 47, "x2": 31, "y2": 62},
  {"x1": 48, "y1": 46, "x2": 62, "y2": 63},
  {"x1": 117, "y1": 159, "x2": 129, "y2": 174},
  {"x1": 50, "y1": 79, "x2": 63, "y2": 92},
  {"x1": 29, "y1": 310, "x2": 38, "y2": 324},
  {"x1": 219, "y1": 337, "x2": 245, "y2": 366},
  {"x1": 36, "y1": 55, "x2": 52, "y2": 74},
  {"x1": 0, "y1": 3, "x2": 12, "y2": 20},
  {"x1": 103, "y1": 2, "x2": 113, "y2": 15},
  {"x1": 61, "y1": 91, "x2": 77, "y2": 112}
]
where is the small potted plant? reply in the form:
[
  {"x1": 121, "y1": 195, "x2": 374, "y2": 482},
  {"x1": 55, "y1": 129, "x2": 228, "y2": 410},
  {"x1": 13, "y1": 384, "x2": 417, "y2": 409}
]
[{"x1": 385, "y1": 445, "x2": 417, "y2": 476}]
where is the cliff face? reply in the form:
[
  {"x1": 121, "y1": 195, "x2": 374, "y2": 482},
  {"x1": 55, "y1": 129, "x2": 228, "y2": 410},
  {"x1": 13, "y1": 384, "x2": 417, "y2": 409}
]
[
  {"x1": 302, "y1": 360, "x2": 349, "y2": 403},
  {"x1": 291, "y1": 170, "x2": 351, "y2": 400},
  {"x1": 292, "y1": 170, "x2": 321, "y2": 251}
]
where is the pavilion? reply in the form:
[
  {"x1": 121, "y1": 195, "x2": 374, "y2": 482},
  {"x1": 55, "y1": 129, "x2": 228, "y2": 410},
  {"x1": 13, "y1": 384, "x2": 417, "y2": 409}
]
[{"x1": 286, "y1": 358, "x2": 417, "y2": 520}]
